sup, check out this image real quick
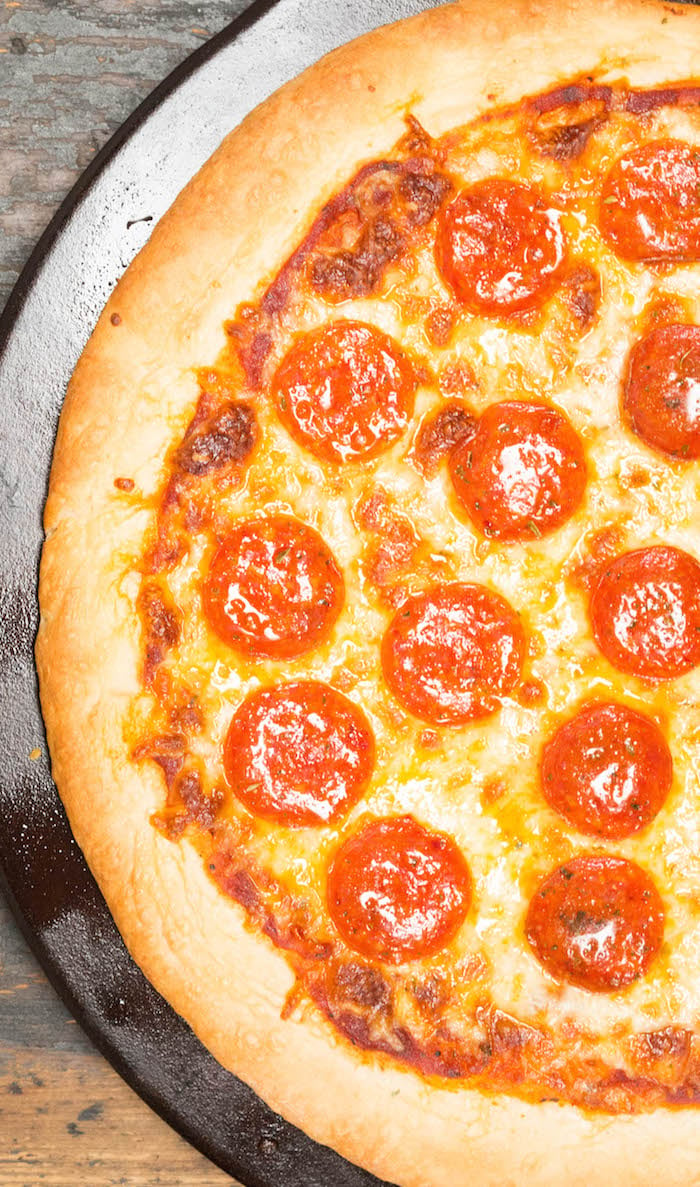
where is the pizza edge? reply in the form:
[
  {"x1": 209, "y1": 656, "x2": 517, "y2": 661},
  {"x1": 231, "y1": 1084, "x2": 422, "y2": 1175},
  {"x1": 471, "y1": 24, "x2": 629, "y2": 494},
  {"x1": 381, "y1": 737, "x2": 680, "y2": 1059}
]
[{"x1": 36, "y1": 0, "x2": 700, "y2": 1184}]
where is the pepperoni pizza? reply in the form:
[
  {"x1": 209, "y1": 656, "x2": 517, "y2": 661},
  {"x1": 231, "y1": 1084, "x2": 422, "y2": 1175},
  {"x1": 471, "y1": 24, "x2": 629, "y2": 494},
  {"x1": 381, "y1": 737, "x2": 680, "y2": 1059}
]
[{"x1": 36, "y1": 0, "x2": 700, "y2": 1183}]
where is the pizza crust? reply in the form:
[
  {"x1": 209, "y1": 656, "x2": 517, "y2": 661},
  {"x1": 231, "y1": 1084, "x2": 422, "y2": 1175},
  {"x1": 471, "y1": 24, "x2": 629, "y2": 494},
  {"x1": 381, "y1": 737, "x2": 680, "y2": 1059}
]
[{"x1": 36, "y1": 0, "x2": 700, "y2": 1183}]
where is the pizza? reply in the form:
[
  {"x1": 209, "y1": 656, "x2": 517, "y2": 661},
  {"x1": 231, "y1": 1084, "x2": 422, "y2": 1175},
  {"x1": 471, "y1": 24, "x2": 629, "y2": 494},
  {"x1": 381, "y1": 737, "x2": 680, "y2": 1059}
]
[{"x1": 35, "y1": 0, "x2": 700, "y2": 1183}]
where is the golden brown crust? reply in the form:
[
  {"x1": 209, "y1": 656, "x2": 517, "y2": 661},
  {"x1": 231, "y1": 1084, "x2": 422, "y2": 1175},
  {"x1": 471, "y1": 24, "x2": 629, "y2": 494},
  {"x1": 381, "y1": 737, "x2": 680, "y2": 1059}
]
[{"x1": 37, "y1": 0, "x2": 700, "y2": 1183}]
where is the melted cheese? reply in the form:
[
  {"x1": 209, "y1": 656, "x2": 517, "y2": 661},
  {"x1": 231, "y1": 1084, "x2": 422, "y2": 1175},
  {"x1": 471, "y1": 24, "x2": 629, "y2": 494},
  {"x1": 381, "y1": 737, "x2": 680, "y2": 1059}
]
[{"x1": 143, "y1": 92, "x2": 700, "y2": 1072}]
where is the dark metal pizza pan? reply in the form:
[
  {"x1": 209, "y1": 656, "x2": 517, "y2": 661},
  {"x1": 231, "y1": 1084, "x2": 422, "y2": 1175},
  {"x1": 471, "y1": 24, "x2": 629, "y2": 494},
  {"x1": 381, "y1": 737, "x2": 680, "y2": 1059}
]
[{"x1": 0, "y1": 1, "x2": 451, "y2": 1183}]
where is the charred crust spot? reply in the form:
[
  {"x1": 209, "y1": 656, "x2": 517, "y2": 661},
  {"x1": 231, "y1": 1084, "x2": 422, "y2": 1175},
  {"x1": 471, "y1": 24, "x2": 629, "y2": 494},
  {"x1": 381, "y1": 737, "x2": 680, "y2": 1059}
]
[
  {"x1": 398, "y1": 168, "x2": 453, "y2": 227},
  {"x1": 132, "y1": 732, "x2": 185, "y2": 789},
  {"x1": 110, "y1": 312, "x2": 121, "y2": 326},
  {"x1": 528, "y1": 86, "x2": 611, "y2": 160},
  {"x1": 309, "y1": 158, "x2": 452, "y2": 302},
  {"x1": 629, "y1": 1027, "x2": 692, "y2": 1088},
  {"x1": 536, "y1": 119, "x2": 600, "y2": 160},
  {"x1": 310, "y1": 216, "x2": 404, "y2": 299},
  {"x1": 334, "y1": 962, "x2": 391, "y2": 1009},
  {"x1": 174, "y1": 402, "x2": 257, "y2": 476},
  {"x1": 412, "y1": 402, "x2": 477, "y2": 477},
  {"x1": 564, "y1": 264, "x2": 601, "y2": 330},
  {"x1": 226, "y1": 868, "x2": 261, "y2": 913},
  {"x1": 485, "y1": 1008, "x2": 546, "y2": 1055},
  {"x1": 173, "y1": 768, "x2": 223, "y2": 829},
  {"x1": 643, "y1": 1027, "x2": 691, "y2": 1062},
  {"x1": 625, "y1": 86, "x2": 700, "y2": 114},
  {"x1": 137, "y1": 583, "x2": 181, "y2": 684},
  {"x1": 398, "y1": 114, "x2": 434, "y2": 155},
  {"x1": 410, "y1": 971, "x2": 450, "y2": 1015},
  {"x1": 113, "y1": 476, "x2": 134, "y2": 492}
]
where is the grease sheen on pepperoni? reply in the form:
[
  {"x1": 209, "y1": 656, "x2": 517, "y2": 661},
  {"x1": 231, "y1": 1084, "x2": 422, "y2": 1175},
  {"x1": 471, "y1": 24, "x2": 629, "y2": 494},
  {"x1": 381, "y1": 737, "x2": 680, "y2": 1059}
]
[
  {"x1": 624, "y1": 324, "x2": 700, "y2": 459},
  {"x1": 541, "y1": 702, "x2": 673, "y2": 838},
  {"x1": 327, "y1": 815, "x2": 472, "y2": 963},
  {"x1": 526, "y1": 856, "x2": 664, "y2": 992},
  {"x1": 590, "y1": 545, "x2": 700, "y2": 679},
  {"x1": 223, "y1": 681, "x2": 375, "y2": 827},
  {"x1": 272, "y1": 321, "x2": 416, "y2": 463},
  {"x1": 600, "y1": 140, "x2": 700, "y2": 262},
  {"x1": 436, "y1": 179, "x2": 565, "y2": 315},
  {"x1": 202, "y1": 515, "x2": 344, "y2": 658},
  {"x1": 449, "y1": 400, "x2": 586, "y2": 540},
  {"x1": 382, "y1": 583, "x2": 525, "y2": 725}
]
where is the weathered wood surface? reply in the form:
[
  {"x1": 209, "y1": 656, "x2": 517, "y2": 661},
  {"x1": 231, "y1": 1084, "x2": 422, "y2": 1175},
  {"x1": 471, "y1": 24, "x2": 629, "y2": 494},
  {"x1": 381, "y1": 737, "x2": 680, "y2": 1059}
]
[
  {"x1": 0, "y1": 897, "x2": 236, "y2": 1185},
  {"x1": 0, "y1": 0, "x2": 250, "y2": 309},
  {"x1": 0, "y1": 2, "x2": 257, "y2": 1182}
]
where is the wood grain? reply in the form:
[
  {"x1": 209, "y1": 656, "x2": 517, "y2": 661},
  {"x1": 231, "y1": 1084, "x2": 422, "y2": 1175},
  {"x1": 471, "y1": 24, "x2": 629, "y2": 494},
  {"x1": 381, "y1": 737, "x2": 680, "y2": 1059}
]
[
  {"x1": 0, "y1": 2, "x2": 255, "y2": 1182},
  {"x1": 0, "y1": 891, "x2": 236, "y2": 1183},
  {"x1": 0, "y1": 0, "x2": 247, "y2": 309}
]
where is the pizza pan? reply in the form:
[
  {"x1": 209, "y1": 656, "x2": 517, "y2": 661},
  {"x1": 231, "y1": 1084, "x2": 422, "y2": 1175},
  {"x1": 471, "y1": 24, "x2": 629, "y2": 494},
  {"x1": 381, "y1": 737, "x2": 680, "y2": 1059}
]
[{"x1": 0, "y1": 0, "x2": 451, "y2": 1182}]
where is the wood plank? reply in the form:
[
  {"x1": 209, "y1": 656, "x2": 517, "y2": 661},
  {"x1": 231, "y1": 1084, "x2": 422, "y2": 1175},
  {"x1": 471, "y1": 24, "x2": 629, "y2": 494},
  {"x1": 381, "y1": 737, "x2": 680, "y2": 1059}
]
[
  {"x1": 0, "y1": 1046, "x2": 235, "y2": 1186},
  {"x1": 0, "y1": 0, "x2": 250, "y2": 307},
  {"x1": 0, "y1": 899, "x2": 236, "y2": 1183}
]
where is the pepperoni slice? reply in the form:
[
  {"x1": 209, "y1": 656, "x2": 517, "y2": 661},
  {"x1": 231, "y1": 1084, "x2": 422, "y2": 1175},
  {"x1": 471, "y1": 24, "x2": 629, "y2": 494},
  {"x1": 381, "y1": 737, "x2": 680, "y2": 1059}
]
[
  {"x1": 436, "y1": 179, "x2": 565, "y2": 315},
  {"x1": 327, "y1": 815, "x2": 472, "y2": 963},
  {"x1": 541, "y1": 702, "x2": 673, "y2": 838},
  {"x1": 382, "y1": 583, "x2": 525, "y2": 724},
  {"x1": 624, "y1": 324, "x2": 700, "y2": 459},
  {"x1": 449, "y1": 401, "x2": 586, "y2": 540},
  {"x1": 525, "y1": 856, "x2": 664, "y2": 992},
  {"x1": 202, "y1": 515, "x2": 344, "y2": 659},
  {"x1": 272, "y1": 321, "x2": 416, "y2": 463},
  {"x1": 223, "y1": 681, "x2": 375, "y2": 827},
  {"x1": 590, "y1": 545, "x2": 700, "y2": 679},
  {"x1": 600, "y1": 140, "x2": 700, "y2": 262}
]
